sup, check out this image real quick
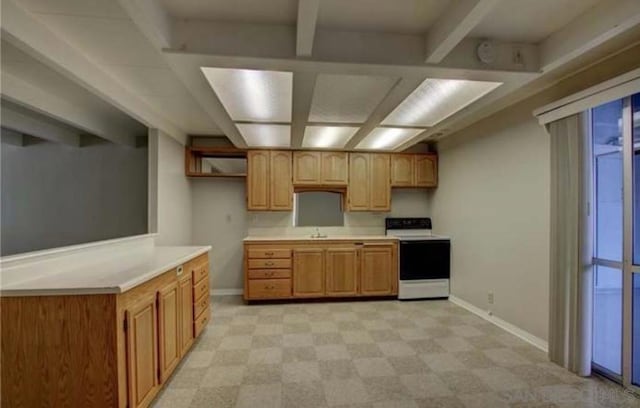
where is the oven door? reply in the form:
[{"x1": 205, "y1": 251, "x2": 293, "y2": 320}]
[{"x1": 399, "y1": 240, "x2": 450, "y2": 281}]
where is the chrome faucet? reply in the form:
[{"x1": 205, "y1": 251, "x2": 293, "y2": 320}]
[{"x1": 311, "y1": 227, "x2": 327, "y2": 239}]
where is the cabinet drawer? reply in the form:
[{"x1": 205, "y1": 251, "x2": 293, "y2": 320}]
[
  {"x1": 248, "y1": 269, "x2": 292, "y2": 279},
  {"x1": 247, "y1": 248, "x2": 291, "y2": 259},
  {"x1": 248, "y1": 258, "x2": 292, "y2": 269},
  {"x1": 248, "y1": 279, "x2": 291, "y2": 299},
  {"x1": 194, "y1": 306, "x2": 210, "y2": 337},
  {"x1": 194, "y1": 293, "x2": 210, "y2": 318},
  {"x1": 192, "y1": 262, "x2": 209, "y2": 284},
  {"x1": 193, "y1": 278, "x2": 209, "y2": 301}
]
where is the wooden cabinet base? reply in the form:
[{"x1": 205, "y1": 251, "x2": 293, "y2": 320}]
[{"x1": 1, "y1": 253, "x2": 210, "y2": 408}]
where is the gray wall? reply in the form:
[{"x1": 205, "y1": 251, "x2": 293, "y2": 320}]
[
  {"x1": 296, "y1": 191, "x2": 344, "y2": 227},
  {"x1": 1, "y1": 138, "x2": 148, "y2": 255}
]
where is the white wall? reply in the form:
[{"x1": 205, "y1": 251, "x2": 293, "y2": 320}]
[
  {"x1": 149, "y1": 129, "x2": 193, "y2": 246},
  {"x1": 191, "y1": 179, "x2": 430, "y2": 291},
  {"x1": 1, "y1": 137, "x2": 148, "y2": 255},
  {"x1": 431, "y1": 108, "x2": 551, "y2": 341}
]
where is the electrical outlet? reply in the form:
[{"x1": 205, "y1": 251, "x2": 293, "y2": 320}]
[{"x1": 488, "y1": 292, "x2": 494, "y2": 304}]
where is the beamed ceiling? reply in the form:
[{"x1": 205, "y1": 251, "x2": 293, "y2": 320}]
[{"x1": 2, "y1": 0, "x2": 640, "y2": 150}]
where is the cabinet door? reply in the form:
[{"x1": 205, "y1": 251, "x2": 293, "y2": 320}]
[
  {"x1": 325, "y1": 248, "x2": 358, "y2": 296},
  {"x1": 293, "y1": 151, "x2": 321, "y2": 185},
  {"x1": 348, "y1": 153, "x2": 370, "y2": 211},
  {"x1": 370, "y1": 154, "x2": 391, "y2": 211},
  {"x1": 293, "y1": 249, "x2": 325, "y2": 297},
  {"x1": 321, "y1": 152, "x2": 348, "y2": 185},
  {"x1": 415, "y1": 155, "x2": 437, "y2": 187},
  {"x1": 360, "y1": 245, "x2": 395, "y2": 295},
  {"x1": 270, "y1": 150, "x2": 293, "y2": 210},
  {"x1": 126, "y1": 295, "x2": 159, "y2": 408},
  {"x1": 247, "y1": 150, "x2": 270, "y2": 210},
  {"x1": 158, "y1": 281, "x2": 180, "y2": 383},
  {"x1": 391, "y1": 155, "x2": 414, "y2": 187},
  {"x1": 178, "y1": 274, "x2": 194, "y2": 356}
]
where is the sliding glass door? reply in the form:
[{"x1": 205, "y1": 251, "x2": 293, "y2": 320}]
[{"x1": 591, "y1": 92, "x2": 640, "y2": 391}]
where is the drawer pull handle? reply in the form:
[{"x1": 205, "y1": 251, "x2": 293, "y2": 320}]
[
  {"x1": 266, "y1": 261, "x2": 274, "y2": 266},
  {"x1": 265, "y1": 251, "x2": 274, "y2": 256}
]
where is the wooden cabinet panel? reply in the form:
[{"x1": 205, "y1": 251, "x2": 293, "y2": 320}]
[
  {"x1": 391, "y1": 155, "x2": 414, "y2": 187},
  {"x1": 360, "y1": 245, "x2": 395, "y2": 295},
  {"x1": 248, "y1": 279, "x2": 292, "y2": 299},
  {"x1": 126, "y1": 295, "x2": 159, "y2": 408},
  {"x1": 248, "y1": 269, "x2": 292, "y2": 279},
  {"x1": 247, "y1": 150, "x2": 270, "y2": 210},
  {"x1": 194, "y1": 306, "x2": 210, "y2": 337},
  {"x1": 158, "y1": 281, "x2": 180, "y2": 383},
  {"x1": 348, "y1": 153, "x2": 370, "y2": 211},
  {"x1": 293, "y1": 249, "x2": 325, "y2": 297},
  {"x1": 321, "y1": 152, "x2": 348, "y2": 185},
  {"x1": 247, "y1": 248, "x2": 291, "y2": 259},
  {"x1": 270, "y1": 150, "x2": 293, "y2": 210},
  {"x1": 248, "y1": 258, "x2": 292, "y2": 269},
  {"x1": 325, "y1": 248, "x2": 359, "y2": 296},
  {"x1": 193, "y1": 277, "x2": 209, "y2": 301},
  {"x1": 178, "y1": 275, "x2": 194, "y2": 356},
  {"x1": 415, "y1": 154, "x2": 437, "y2": 187},
  {"x1": 293, "y1": 151, "x2": 321, "y2": 185},
  {"x1": 370, "y1": 154, "x2": 391, "y2": 211}
]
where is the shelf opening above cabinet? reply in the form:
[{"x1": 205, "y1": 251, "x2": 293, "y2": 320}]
[{"x1": 185, "y1": 147, "x2": 247, "y2": 178}]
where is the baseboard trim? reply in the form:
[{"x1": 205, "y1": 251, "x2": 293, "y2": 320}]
[
  {"x1": 449, "y1": 295, "x2": 549, "y2": 353},
  {"x1": 210, "y1": 289, "x2": 243, "y2": 296}
]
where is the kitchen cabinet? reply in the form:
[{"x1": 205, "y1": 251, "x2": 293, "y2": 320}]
[
  {"x1": 0, "y1": 252, "x2": 210, "y2": 408},
  {"x1": 391, "y1": 154, "x2": 438, "y2": 188},
  {"x1": 126, "y1": 294, "x2": 159, "y2": 408},
  {"x1": 157, "y1": 281, "x2": 180, "y2": 384},
  {"x1": 415, "y1": 154, "x2": 437, "y2": 187},
  {"x1": 247, "y1": 150, "x2": 293, "y2": 211},
  {"x1": 293, "y1": 248, "x2": 325, "y2": 297},
  {"x1": 293, "y1": 151, "x2": 348, "y2": 186},
  {"x1": 325, "y1": 248, "x2": 359, "y2": 296},
  {"x1": 244, "y1": 240, "x2": 397, "y2": 301},
  {"x1": 360, "y1": 244, "x2": 396, "y2": 295},
  {"x1": 348, "y1": 153, "x2": 390, "y2": 211}
]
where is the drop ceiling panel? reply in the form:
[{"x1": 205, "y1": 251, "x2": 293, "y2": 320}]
[
  {"x1": 469, "y1": 0, "x2": 601, "y2": 42},
  {"x1": 202, "y1": 68, "x2": 293, "y2": 123},
  {"x1": 357, "y1": 127, "x2": 424, "y2": 150},
  {"x1": 236, "y1": 124, "x2": 291, "y2": 147},
  {"x1": 160, "y1": 0, "x2": 297, "y2": 23},
  {"x1": 19, "y1": 0, "x2": 127, "y2": 18},
  {"x1": 381, "y1": 79, "x2": 502, "y2": 127},
  {"x1": 309, "y1": 74, "x2": 397, "y2": 123},
  {"x1": 302, "y1": 126, "x2": 359, "y2": 149},
  {"x1": 318, "y1": 0, "x2": 449, "y2": 35}
]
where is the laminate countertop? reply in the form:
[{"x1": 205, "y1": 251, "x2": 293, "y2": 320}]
[
  {"x1": 243, "y1": 235, "x2": 399, "y2": 242},
  {"x1": 0, "y1": 245, "x2": 211, "y2": 297}
]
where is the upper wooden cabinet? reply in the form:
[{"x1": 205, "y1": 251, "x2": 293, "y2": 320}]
[
  {"x1": 293, "y1": 151, "x2": 348, "y2": 186},
  {"x1": 391, "y1": 153, "x2": 438, "y2": 188},
  {"x1": 348, "y1": 153, "x2": 390, "y2": 212},
  {"x1": 247, "y1": 150, "x2": 292, "y2": 211}
]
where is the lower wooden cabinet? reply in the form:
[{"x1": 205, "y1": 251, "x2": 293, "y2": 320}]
[
  {"x1": 126, "y1": 294, "x2": 160, "y2": 408},
  {"x1": 244, "y1": 240, "x2": 397, "y2": 301},
  {"x1": 0, "y1": 252, "x2": 210, "y2": 408},
  {"x1": 325, "y1": 248, "x2": 359, "y2": 296}
]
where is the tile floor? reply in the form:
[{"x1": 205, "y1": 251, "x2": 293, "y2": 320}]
[{"x1": 152, "y1": 296, "x2": 639, "y2": 408}]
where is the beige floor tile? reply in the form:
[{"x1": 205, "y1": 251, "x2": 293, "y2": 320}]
[
  {"x1": 421, "y1": 352, "x2": 466, "y2": 372},
  {"x1": 186, "y1": 386, "x2": 238, "y2": 408},
  {"x1": 242, "y1": 363, "x2": 282, "y2": 385},
  {"x1": 354, "y1": 357, "x2": 396, "y2": 377},
  {"x1": 151, "y1": 388, "x2": 196, "y2": 408},
  {"x1": 362, "y1": 376, "x2": 412, "y2": 403},
  {"x1": 248, "y1": 347, "x2": 283, "y2": 365},
  {"x1": 378, "y1": 341, "x2": 417, "y2": 357},
  {"x1": 201, "y1": 365, "x2": 245, "y2": 387},
  {"x1": 282, "y1": 380, "x2": 328, "y2": 408},
  {"x1": 319, "y1": 359, "x2": 359, "y2": 379},
  {"x1": 323, "y1": 378, "x2": 371, "y2": 406},
  {"x1": 282, "y1": 361, "x2": 322, "y2": 383},
  {"x1": 236, "y1": 383, "x2": 282, "y2": 408},
  {"x1": 474, "y1": 367, "x2": 530, "y2": 391},
  {"x1": 400, "y1": 373, "x2": 453, "y2": 399},
  {"x1": 315, "y1": 344, "x2": 351, "y2": 360}
]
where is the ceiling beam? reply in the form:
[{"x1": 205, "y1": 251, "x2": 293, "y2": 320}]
[
  {"x1": 1, "y1": 72, "x2": 138, "y2": 146},
  {"x1": 296, "y1": 0, "x2": 320, "y2": 57},
  {"x1": 116, "y1": 0, "x2": 173, "y2": 49},
  {"x1": 291, "y1": 72, "x2": 317, "y2": 148},
  {"x1": 425, "y1": 0, "x2": 500, "y2": 64},
  {"x1": 171, "y1": 20, "x2": 539, "y2": 75},
  {"x1": 540, "y1": 0, "x2": 640, "y2": 72},
  {"x1": 1, "y1": 105, "x2": 81, "y2": 147},
  {"x1": 1, "y1": 127, "x2": 24, "y2": 146},
  {"x1": 1, "y1": 0, "x2": 186, "y2": 144},
  {"x1": 344, "y1": 77, "x2": 425, "y2": 149}
]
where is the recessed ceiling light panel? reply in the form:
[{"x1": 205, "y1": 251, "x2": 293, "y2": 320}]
[
  {"x1": 236, "y1": 124, "x2": 290, "y2": 147},
  {"x1": 302, "y1": 126, "x2": 359, "y2": 148},
  {"x1": 381, "y1": 78, "x2": 501, "y2": 127},
  {"x1": 201, "y1": 67, "x2": 292, "y2": 122},
  {"x1": 356, "y1": 127, "x2": 424, "y2": 150},
  {"x1": 309, "y1": 74, "x2": 397, "y2": 123}
]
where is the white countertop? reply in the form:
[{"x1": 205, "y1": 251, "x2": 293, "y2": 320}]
[
  {"x1": 243, "y1": 235, "x2": 399, "y2": 242},
  {"x1": 0, "y1": 245, "x2": 211, "y2": 297}
]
